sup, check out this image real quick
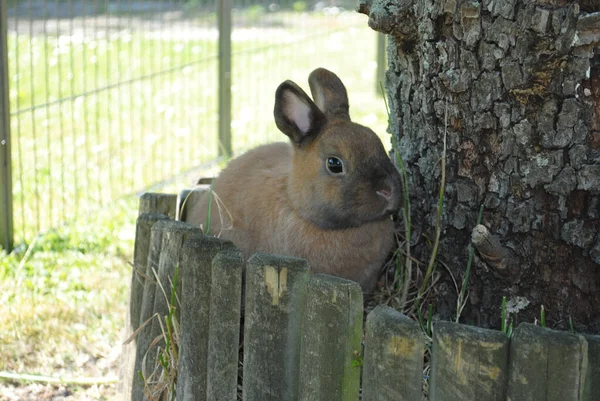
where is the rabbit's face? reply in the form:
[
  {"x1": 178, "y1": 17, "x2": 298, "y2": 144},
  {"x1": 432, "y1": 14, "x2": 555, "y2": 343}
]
[
  {"x1": 274, "y1": 68, "x2": 402, "y2": 230},
  {"x1": 289, "y1": 120, "x2": 402, "y2": 229}
]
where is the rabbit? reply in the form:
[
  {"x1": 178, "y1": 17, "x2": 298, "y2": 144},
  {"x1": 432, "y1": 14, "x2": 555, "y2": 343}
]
[{"x1": 185, "y1": 68, "x2": 402, "y2": 293}]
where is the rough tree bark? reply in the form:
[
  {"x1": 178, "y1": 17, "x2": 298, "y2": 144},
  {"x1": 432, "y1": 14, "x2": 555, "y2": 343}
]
[{"x1": 358, "y1": 0, "x2": 600, "y2": 333}]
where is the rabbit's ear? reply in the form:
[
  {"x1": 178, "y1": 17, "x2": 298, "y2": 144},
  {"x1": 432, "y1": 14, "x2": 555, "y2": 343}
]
[
  {"x1": 274, "y1": 80, "x2": 327, "y2": 145},
  {"x1": 308, "y1": 68, "x2": 350, "y2": 121}
]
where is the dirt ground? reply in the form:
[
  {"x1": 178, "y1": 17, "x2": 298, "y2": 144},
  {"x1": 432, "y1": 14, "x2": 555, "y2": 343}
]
[{"x1": 0, "y1": 344, "x2": 121, "y2": 400}]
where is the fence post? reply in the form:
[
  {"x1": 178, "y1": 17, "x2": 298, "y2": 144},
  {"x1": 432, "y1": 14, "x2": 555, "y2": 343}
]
[
  {"x1": 176, "y1": 234, "x2": 236, "y2": 401},
  {"x1": 243, "y1": 253, "x2": 310, "y2": 401},
  {"x1": 361, "y1": 305, "x2": 424, "y2": 401},
  {"x1": 298, "y1": 274, "x2": 363, "y2": 401},
  {"x1": 206, "y1": 249, "x2": 244, "y2": 401},
  {"x1": 429, "y1": 321, "x2": 509, "y2": 401},
  {"x1": 585, "y1": 334, "x2": 600, "y2": 399},
  {"x1": 218, "y1": 0, "x2": 232, "y2": 158},
  {"x1": 0, "y1": 0, "x2": 13, "y2": 251},
  {"x1": 130, "y1": 219, "x2": 173, "y2": 401},
  {"x1": 144, "y1": 221, "x2": 201, "y2": 381},
  {"x1": 138, "y1": 193, "x2": 178, "y2": 219},
  {"x1": 506, "y1": 323, "x2": 589, "y2": 401},
  {"x1": 119, "y1": 212, "x2": 169, "y2": 400}
]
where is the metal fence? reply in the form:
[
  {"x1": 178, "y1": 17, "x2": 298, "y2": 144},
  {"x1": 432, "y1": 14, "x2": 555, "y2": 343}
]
[{"x1": 0, "y1": 0, "x2": 386, "y2": 248}]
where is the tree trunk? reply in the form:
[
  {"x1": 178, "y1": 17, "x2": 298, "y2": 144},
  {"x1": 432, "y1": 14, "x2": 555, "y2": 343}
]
[{"x1": 359, "y1": 0, "x2": 600, "y2": 333}]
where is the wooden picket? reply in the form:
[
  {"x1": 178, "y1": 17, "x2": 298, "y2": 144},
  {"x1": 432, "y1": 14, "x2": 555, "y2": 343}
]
[
  {"x1": 243, "y1": 253, "x2": 310, "y2": 401},
  {"x1": 362, "y1": 305, "x2": 424, "y2": 401},
  {"x1": 507, "y1": 323, "x2": 588, "y2": 401},
  {"x1": 430, "y1": 321, "x2": 509, "y2": 401},
  {"x1": 120, "y1": 193, "x2": 599, "y2": 401},
  {"x1": 206, "y1": 249, "x2": 244, "y2": 401},
  {"x1": 298, "y1": 275, "x2": 363, "y2": 401},
  {"x1": 176, "y1": 234, "x2": 236, "y2": 401},
  {"x1": 586, "y1": 334, "x2": 600, "y2": 398}
]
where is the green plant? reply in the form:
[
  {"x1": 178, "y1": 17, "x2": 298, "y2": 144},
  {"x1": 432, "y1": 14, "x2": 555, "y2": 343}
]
[
  {"x1": 351, "y1": 350, "x2": 364, "y2": 368},
  {"x1": 501, "y1": 296, "x2": 513, "y2": 338},
  {"x1": 140, "y1": 265, "x2": 180, "y2": 401},
  {"x1": 380, "y1": 81, "x2": 412, "y2": 312},
  {"x1": 417, "y1": 100, "x2": 448, "y2": 304},
  {"x1": 540, "y1": 305, "x2": 546, "y2": 328},
  {"x1": 426, "y1": 304, "x2": 433, "y2": 337},
  {"x1": 411, "y1": 99, "x2": 448, "y2": 327},
  {"x1": 569, "y1": 316, "x2": 575, "y2": 334}
]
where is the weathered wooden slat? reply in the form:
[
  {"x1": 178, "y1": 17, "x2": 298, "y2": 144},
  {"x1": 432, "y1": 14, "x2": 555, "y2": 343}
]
[
  {"x1": 176, "y1": 234, "x2": 236, "y2": 401},
  {"x1": 131, "y1": 213, "x2": 170, "y2": 330},
  {"x1": 131, "y1": 219, "x2": 172, "y2": 401},
  {"x1": 298, "y1": 274, "x2": 363, "y2": 401},
  {"x1": 119, "y1": 212, "x2": 168, "y2": 400},
  {"x1": 584, "y1": 334, "x2": 600, "y2": 400},
  {"x1": 506, "y1": 323, "x2": 589, "y2": 401},
  {"x1": 139, "y1": 192, "x2": 178, "y2": 219},
  {"x1": 243, "y1": 253, "x2": 310, "y2": 401},
  {"x1": 362, "y1": 305, "x2": 424, "y2": 401},
  {"x1": 429, "y1": 321, "x2": 509, "y2": 401},
  {"x1": 145, "y1": 222, "x2": 201, "y2": 379},
  {"x1": 206, "y1": 249, "x2": 244, "y2": 401}
]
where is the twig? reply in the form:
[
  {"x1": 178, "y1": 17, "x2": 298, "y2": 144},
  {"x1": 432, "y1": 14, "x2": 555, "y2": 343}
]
[
  {"x1": 0, "y1": 371, "x2": 118, "y2": 385},
  {"x1": 417, "y1": 98, "x2": 447, "y2": 302},
  {"x1": 380, "y1": 81, "x2": 413, "y2": 312},
  {"x1": 15, "y1": 234, "x2": 41, "y2": 288},
  {"x1": 455, "y1": 205, "x2": 485, "y2": 322}
]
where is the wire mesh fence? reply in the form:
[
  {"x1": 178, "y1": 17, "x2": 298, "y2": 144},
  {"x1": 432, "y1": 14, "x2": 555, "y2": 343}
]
[{"x1": 2, "y1": 0, "x2": 386, "y2": 245}]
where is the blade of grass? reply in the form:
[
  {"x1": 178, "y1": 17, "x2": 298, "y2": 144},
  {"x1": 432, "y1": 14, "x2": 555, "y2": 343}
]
[
  {"x1": 417, "y1": 98, "x2": 448, "y2": 303},
  {"x1": 501, "y1": 296, "x2": 507, "y2": 333},
  {"x1": 0, "y1": 371, "x2": 118, "y2": 385},
  {"x1": 540, "y1": 305, "x2": 546, "y2": 328},
  {"x1": 427, "y1": 303, "x2": 433, "y2": 337},
  {"x1": 205, "y1": 178, "x2": 215, "y2": 236},
  {"x1": 507, "y1": 320, "x2": 513, "y2": 338},
  {"x1": 569, "y1": 316, "x2": 575, "y2": 334},
  {"x1": 380, "y1": 81, "x2": 412, "y2": 312}
]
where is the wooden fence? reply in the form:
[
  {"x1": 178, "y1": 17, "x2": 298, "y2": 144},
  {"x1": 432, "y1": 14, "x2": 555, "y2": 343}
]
[{"x1": 120, "y1": 193, "x2": 600, "y2": 401}]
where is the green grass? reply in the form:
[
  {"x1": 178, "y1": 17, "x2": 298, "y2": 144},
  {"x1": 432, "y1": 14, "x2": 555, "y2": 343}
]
[
  {"x1": 0, "y1": 196, "x2": 136, "y2": 381},
  {"x1": 501, "y1": 296, "x2": 514, "y2": 338}
]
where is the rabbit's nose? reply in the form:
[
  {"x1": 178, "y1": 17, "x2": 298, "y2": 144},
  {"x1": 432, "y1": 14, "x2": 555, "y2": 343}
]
[
  {"x1": 377, "y1": 188, "x2": 392, "y2": 201},
  {"x1": 380, "y1": 171, "x2": 402, "y2": 212}
]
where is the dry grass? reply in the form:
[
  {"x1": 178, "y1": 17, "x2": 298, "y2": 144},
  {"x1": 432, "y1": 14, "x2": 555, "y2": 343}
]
[{"x1": 0, "y1": 197, "x2": 137, "y2": 399}]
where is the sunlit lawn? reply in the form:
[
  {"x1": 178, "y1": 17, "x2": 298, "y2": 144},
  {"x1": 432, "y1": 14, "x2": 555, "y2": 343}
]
[
  {"x1": 1, "y1": 7, "x2": 388, "y2": 398},
  {"x1": 0, "y1": 197, "x2": 137, "y2": 399}
]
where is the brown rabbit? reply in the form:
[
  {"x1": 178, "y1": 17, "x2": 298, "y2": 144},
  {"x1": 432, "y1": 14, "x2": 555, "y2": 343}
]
[{"x1": 186, "y1": 68, "x2": 402, "y2": 293}]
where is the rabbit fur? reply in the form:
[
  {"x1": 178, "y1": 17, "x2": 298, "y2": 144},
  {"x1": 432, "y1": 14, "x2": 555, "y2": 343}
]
[{"x1": 186, "y1": 68, "x2": 402, "y2": 293}]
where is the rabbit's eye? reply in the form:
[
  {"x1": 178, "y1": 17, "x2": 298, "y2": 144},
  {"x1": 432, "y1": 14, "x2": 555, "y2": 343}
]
[{"x1": 326, "y1": 157, "x2": 344, "y2": 174}]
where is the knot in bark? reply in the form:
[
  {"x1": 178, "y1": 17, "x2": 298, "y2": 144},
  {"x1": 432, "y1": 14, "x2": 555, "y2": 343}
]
[{"x1": 357, "y1": 0, "x2": 418, "y2": 42}]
